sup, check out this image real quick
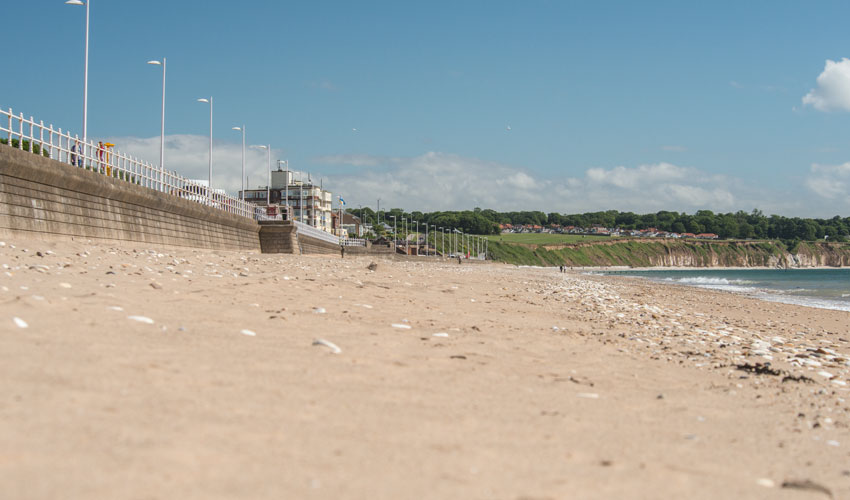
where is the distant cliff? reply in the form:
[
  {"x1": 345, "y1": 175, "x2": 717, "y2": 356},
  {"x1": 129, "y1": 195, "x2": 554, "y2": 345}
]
[{"x1": 487, "y1": 239, "x2": 850, "y2": 268}]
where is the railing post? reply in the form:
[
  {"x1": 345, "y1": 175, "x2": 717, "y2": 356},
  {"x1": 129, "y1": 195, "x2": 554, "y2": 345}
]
[
  {"x1": 17, "y1": 113, "x2": 24, "y2": 149},
  {"x1": 48, "y1": 124, "x2": 54, "y2": 160}
]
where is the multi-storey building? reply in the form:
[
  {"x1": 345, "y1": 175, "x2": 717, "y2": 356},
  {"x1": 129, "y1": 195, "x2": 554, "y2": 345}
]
[{"x1": 241, "y1": 168, "x2": 335, "y2": 233}]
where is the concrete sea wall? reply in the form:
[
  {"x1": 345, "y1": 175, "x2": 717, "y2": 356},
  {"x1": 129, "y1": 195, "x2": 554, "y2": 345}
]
[{"x1": 0, "y1": 145, "x2": 260, "y2": 250}]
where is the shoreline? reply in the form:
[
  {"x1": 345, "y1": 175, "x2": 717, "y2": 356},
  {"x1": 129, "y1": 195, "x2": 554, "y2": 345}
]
[
  {"x1": 1, "y1": 236, "x2": 849, "y2": 499},
  {"x1": 578, "y1": 266, "x2": 850, "y2": 313}
]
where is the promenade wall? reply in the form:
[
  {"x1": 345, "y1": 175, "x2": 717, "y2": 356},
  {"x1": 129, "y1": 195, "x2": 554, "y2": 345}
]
[{"x1": 0, "y1": 145, "x2": 260, "y2": 250}]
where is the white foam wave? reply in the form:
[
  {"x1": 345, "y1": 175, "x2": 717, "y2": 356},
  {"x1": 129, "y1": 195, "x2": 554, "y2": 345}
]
[{"x1": 673, "y1": 277, "x2": 754, "y2": 286}]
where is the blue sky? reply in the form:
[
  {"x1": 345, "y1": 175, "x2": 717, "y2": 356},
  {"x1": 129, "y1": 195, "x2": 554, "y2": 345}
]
[{"x1": 3, "y1": 0, "x2": 850, "y2": 216}]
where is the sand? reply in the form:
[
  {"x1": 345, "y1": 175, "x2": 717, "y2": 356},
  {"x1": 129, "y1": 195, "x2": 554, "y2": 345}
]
[{"x1": 0, "y1": 236, "x2": 848, "y2": 499}]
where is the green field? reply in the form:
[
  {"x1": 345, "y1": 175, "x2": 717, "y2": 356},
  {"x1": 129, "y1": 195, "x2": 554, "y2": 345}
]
[{"x1": 486, "y1": 233, "x2": 615, "y2": 245}]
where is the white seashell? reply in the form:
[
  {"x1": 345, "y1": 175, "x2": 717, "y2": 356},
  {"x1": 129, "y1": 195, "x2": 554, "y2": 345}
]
[
  {"x1": 108, "y1": 306, "x2": 124, "y2": 311},
  {"x1": 577, "y1": 393, "x2": 599, "y2": 399},
  {"x1": 59, "y1": 282, "x2": 72, "y2": 288},
  {"x1": 312, "y1": 338, "x2": 341, "y2": 354},
  {"x1": 13, "y1": 317, "x2": 28, "y2": 328},
  {"x1": 392, "y1": 323, "x2": 412, "y2": 329},
  {"x1": 128, "y1": 316, "x2": 154, "y2": 324},
  {"x1": 240, "y1": 329, "x2": 256, "y2": 337},
  {"x1": 817, "y1": 371, "x2": 834, "y2": 379},
  {"x1": 756, "y1": 478, "x2": 774, "y2": 488},
  {"x1": 432, "y1": 333, "x2": 449, "y2": 337}
]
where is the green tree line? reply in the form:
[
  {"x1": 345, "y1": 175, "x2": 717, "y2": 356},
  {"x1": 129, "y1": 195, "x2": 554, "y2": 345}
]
[{"x1": 349, "y1": 207, "x2": 850, "y2": 242}]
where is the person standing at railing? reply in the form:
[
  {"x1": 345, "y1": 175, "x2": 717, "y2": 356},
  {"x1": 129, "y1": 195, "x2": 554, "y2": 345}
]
[
  {"x1": 97, "y1": 141, "x2": 105, "y2": 174},
  {"x1": 70, "y1": 141, "x2": 81, "y2": 167}
]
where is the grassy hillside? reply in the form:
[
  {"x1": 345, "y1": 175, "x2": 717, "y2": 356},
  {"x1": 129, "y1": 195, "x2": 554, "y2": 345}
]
[{"x1": 486, "y1": 239, "x2": 850, "y2": 268}]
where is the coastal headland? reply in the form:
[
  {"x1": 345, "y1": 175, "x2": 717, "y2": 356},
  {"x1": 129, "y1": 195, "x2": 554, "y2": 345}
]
[
  {"x1": 1, "y1": 236, "x2": 848, "y2": 499},
  {"x1": 488, "y1": 238, "x2": 850, "y2": 268}
]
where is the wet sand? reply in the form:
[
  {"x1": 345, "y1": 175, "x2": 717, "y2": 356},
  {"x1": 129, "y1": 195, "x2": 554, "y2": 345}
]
[{"x1": 0, "y1": 237, "x2": 848, "y2": 499}]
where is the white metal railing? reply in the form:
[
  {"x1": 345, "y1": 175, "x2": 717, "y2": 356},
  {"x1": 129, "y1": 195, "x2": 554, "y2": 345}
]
[
  {"x1": 1, "y1": 106, "x2": 264, "y2": 220},
  {"x1": 294, "y1": 220, "x2": 340, "y2": 245},
  {"x1": 341, "y1": 238, "x2": 366, "y2": 247}
]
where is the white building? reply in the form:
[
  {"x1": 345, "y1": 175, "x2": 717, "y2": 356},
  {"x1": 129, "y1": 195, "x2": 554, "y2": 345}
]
[{"x1": 241, "y1": 169, "x2": 334, "y2": 233}]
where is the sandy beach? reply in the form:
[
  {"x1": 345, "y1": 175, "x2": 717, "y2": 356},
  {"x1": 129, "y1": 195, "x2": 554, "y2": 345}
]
[{"x1": 1, "y1": 236, "x2": 848, "y2": 499}]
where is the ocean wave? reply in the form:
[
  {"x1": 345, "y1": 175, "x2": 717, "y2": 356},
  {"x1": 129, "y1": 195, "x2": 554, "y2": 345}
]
[
  {"x1": 666, "y1": 277, "x2": 755, "y2": 286},
  {"x1": 756, "y1": 293, "x2": 850, "y2": 312}
]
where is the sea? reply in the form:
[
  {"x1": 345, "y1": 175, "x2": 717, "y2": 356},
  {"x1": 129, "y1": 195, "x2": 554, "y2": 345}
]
[{"x1": 595, "y1": 268, "x2": 850, "y2": 312}]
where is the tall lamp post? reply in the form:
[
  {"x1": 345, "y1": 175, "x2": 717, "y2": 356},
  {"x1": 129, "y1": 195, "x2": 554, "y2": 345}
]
[
  {"x1": 66, "y1": 0, "x2": 89, "y2": 162},
  {"x1": 147, "y1": 58, "x2": 166, "y2": 191},
  {"x1": 277, "y1": 160, "x2": 288, "y2": 217},
  {"x1": 251, "y1": 145, "x2": 271, "y2": 209},
  {"x1": 390, "y1": 215, "x2": 397, "y2": 253},
  {"x1": 197, "y1": 97, "x2": 213, "y2": 199},
  {"x1": 412, "y1": 221, "x2": 418, "y2": 256},
  {"x1": 439, "y1": 227, "x2": 444, "y2": 257},
  {"x1": 432, "y1": 225, "x2": 437, "y2": 256},
  {"x1": 232, "y1": 126, "x2": 246, "y2": 200}
]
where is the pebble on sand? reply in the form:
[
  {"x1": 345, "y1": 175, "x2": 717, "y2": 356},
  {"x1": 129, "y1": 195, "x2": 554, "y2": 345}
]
[
  {"x1": 128, "y1": 315, "x2": 155, "y2": 324},
  {"x1": 59, "y1": 283, "x2": 72, "y2": 289},
  {"x1": 313, "y1": 307, "x2": 327, "y2": 314},
  {"x1": 392, "y1": 323, "x2": 412, "y2": 329},
  {"x1": 13, "y1": 317, "x2": 28, "y2": 328},
  {"x1": 756, "y1": 478, "x2": 775, "y2": 488},
  {"x1": 240, "y1": 329, "x2": 257, "y2": 337},
  {"x1": 433, "y1": 332, "x2": 450, "y2": 337}
]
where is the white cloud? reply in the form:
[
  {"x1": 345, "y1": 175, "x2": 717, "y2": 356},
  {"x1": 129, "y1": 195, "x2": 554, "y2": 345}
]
[
  {"x1": 313, "y1": 154, "x2": 392, "y2": 167},
  {"x1": 104, "y1": 134, "x2": 279, "y2": 196},
  {"x1": 320, "y1": 153, "x2": 750, "y2": 214},
  {"x1": 806, "y1": 163, "x2": 850, "y2": 201},
  {"x1": 802, "y1": 58, "x2": 850, "y2": 112},
  {"x1": 103, "y1": 137, "x2": 844, "y2": 216}
]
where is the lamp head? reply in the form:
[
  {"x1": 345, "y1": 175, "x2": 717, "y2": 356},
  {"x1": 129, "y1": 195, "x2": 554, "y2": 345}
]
[
  {"x1": 197, "y1": 98, "x2": 210, "y2": 103},
  {"x1": 65, "y1": 0, "x2": 85, "y2": 5},
  {"x1": 147, "y1": 60, "x2": 162, "y2": 66},
  {"x1": 232, "y1": 126, "x2": 242, "y2": 131}
]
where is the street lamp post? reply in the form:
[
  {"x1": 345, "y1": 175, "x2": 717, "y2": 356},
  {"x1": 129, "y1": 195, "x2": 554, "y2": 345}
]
[
  {"x1": 413, "y1": 221, "x2": 418, "y2": 256},
  {"x1": 277, "y1": 160, "x2": 288, "y2": 218},
  {"x1": 439, "y1": 227, "x2": 444, "y2": 257},
  {"x1": 197, "y1": 97, "x2": 213, "y2": 200},
  {"x1": 250, "y1": 144, "x2": 271, "y2": 210},
  {"x1": 430, "y1": 225, "x2": 436, "y2": 257},
  {"x1": 232, "y1": 126, "x2": 246, "y2": 200},
  {"x1": 390, "y1": 215, "x2": 397, "y2": 253},
  {"x1": 66, "y1": 0, "x2": 89, "y2": 163},
  {"x1": 425, "y1": 224, "x2": 429, "y2": 257},
  {"x1": 147, "y1": 58, "x2": 166, "y2": 191}
]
